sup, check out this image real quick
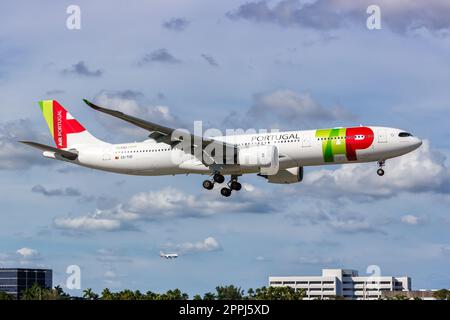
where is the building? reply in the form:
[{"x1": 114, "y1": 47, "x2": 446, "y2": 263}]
[
  {"x1": 0, "y1": 268, "x2": 52, "y2": 299},
  {"x1": 269, "y1": 268, "x2": 411, "y2": 300}
]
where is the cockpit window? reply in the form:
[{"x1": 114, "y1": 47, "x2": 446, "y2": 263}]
[{"x1": 399, "y1": 132, "x2": 413, "y2": 137}]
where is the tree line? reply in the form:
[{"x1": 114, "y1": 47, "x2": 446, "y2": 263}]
[
  {"x1": 2, "y1": 284, "x2": 449, "y2": 300},
  {"x1": 0, "y1": 284, "x2": 307, "y2": 300}
]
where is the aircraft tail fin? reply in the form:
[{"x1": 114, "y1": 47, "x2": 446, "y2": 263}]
[{"x1": 38, "y1": 100, "x2": 106, "y2": 149}]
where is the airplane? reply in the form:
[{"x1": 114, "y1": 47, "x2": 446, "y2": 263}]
[
  {"x1": 20, "y1": 100, "x2": 423, "y2": 197},
  {"x1": 160, "y1": 251, "x2": 179, "y2": 259}
]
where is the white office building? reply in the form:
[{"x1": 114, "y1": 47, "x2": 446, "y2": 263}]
[{"x1": 269, "y1": 268, "x2": 411, "y2": 300}]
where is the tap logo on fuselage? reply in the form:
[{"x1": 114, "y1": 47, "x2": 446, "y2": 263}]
[{"x1": 315, "y1": 127, "x2": 374, "y2": 162}]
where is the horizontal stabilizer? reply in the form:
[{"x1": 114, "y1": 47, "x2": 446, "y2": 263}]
[{"x1": 19, "y1": 141, "x2": 78, "y2": 160}]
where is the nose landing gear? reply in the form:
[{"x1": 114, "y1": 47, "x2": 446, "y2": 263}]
[{"x1": 377, "y1": 160, "x2": 385, "y2": 176}]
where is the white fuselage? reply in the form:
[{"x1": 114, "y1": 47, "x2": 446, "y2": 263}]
[{"x1": 64, "y1": 126, "x2": 422, "y2": 176}]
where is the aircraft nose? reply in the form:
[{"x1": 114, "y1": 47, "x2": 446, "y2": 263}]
[{"x1": 412, "y1": 137, "x2": 422, "y2": 150}]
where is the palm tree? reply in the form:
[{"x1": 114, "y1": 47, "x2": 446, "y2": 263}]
[
  {"x1": 21, "y1": 283, "x2": 43, "y2": 300},
  {"x1": 215, "y1": 285, "x2": 244, "y2": 300},
  {"x1": 101, "y1": 288, "x2": 113, "y2": 300},
  {"x1": 203, "y1": 292, "x2": 216, "y2": 300},
  {"x1": 254, "y1": 286, "x2": 306, "y2": 300},
  {"x1": 83, "y1": 288, "x2": 99, "y2": 300}
]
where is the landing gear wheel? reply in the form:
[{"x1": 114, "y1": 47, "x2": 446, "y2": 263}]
[
  {"x1": 377, "y1": 168, "x2": 385, "y2": 176},
  {"x1": 230, "y1": 181, "x2": 242, "y2": 191},
  {"x1": 213, "y1": 173, "x2": 225, "y2": 184},
  {"x1": 220, "y1": 187, "x2": 232, "y2": 197},
  {"x1": 202, "y1": 180, "x2": 214, "y2": 190}
]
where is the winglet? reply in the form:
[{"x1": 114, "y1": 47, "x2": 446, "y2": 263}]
[{"x1": 83, "y1": 99, "x2": 100, "y2": 110}]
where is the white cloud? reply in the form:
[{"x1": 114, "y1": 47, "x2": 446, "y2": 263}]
[
  {"x1": 104, "y1": 270, "x2": 116, "y2": 278},
  {"x1": 52, "y1": 185, "x2": 274, "y2": 232},
  {"x1": 223, "y1": 89, "x2": 354, "y2": 130},
  {"x1": 1, "y1": 248, "x2": 43, "y2": 267},
  {"x1": 0, "y1": 119, "x2": 50, "y2": 170},
  {"x1": 93, "y1": 90, "x2": 182, "y2": 140},
  {"x1": 127, "y1": 187, "x2": 270, "y2": 218},
  {"x1": 401, "y1": 214, "x2": 427, "y2": 226},
  {"x1": 328, "y1": 219, "x2": 379, "y2": 234},
  {"x1": 96, "y1": 248, "x2": 132, "y2": 263},
  {"x1": 256, "y1": 256, "x2": 267, "y2": 261},
  {"x1": 302, "y1": 140, "x2": 450, "y2": 199},
  {"x1": 297, "y1": 256, "x2": 340, "y2": 265},
  {"x1": 16, "y1": 247, "x2": 40, "y2": 260},
  {"x1": 441, "y1": 245, "x2": 450, "y2": 256},
  {"x1": 286, "y1": 204, "x2": 385, "y2": 234},
  {"x1": 228, "y1": 0, "x2": 450, "y2": 34},
  {"x1": 174, "y1": 237, "x2": 222, "y2": 254},
  {"x1": 54, "y1": 216, "x2": 122, "y2": 231}
]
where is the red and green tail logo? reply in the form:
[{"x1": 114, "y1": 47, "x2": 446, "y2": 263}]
[{"x1": 39, "y1": 100, "x2": 86, "y2": 149}]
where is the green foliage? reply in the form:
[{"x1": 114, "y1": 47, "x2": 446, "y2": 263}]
[
  {"x1": 5, "y1": 283, "x2": 370, "y2": 301},
  {"x1": 0, "y1": 291, "x2": 14, "y2": 300},
  {"x1": 215, "y1": 285, "x2": 244, "y2": 300},
  {"x1": 392, "y1": 294, "x2": 409, "y2": 300},
  {"x1": 20, "y1": 283, "x2": 70, "y2": 300},
  {"x1": 246, "y1": 288, "x2": 255, "y2": 300},
  {"x1": 83, "y1": 288, "x2": 99, "y2": 300},
  {"x1": 252, "y1": 286, "x2": 306, "y2": 300},
  {"x1": 99, "y1": 288, "x2": 189, "y2": 300},
  {"x1": 432, "y1": 289, "x2": 449, "y2": 300},
  {"x1": 203, "y1": 292, "x2": 216, "y2": 300},
  {"x1": 158, "y1": 289, "x2": 189, "y2": 300}
]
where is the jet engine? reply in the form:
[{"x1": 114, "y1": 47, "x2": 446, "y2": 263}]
[
  {"x1": 262, "y1": 166, "x2": 303, "y2": 184},
  {"x1": 237, "y1": 145, "x2": 279, "y2": 175}
]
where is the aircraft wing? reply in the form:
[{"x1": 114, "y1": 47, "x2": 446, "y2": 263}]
[
  {"x1": 83, "y1": 99, "x2": 236, "y2": 165},
  {"x1": 19, "y1": 141, "x2": 79, "y2": 160}
]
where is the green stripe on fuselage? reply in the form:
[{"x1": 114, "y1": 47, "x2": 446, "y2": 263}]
[{"x1": 315, "y1": 128, "x2": 347, "y2": 162}]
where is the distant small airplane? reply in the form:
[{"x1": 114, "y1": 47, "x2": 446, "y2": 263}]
[{"x1": 160, "y1": 251, "x2": 178, "y2": 259}]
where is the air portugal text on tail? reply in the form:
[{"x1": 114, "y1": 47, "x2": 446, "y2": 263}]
[
  {"x1": 20, "y1": 99, "x2": 423, "y2": 198},
  {"x1": 38, "y1": 100, "x2": 104, "y2": 149}
]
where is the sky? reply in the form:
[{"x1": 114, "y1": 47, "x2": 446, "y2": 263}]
[{"x1": 1, "y1": 0, "x2": 450, "y2": 296}]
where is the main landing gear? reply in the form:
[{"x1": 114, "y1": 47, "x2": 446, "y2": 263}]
[
  {"x1": 213, "y1": 173, "x2": 225, "y2": 184},
  {"x1": 377, "y1": 160, "x2": 385, "y2": 176},
  {"x1": 202, "y1": 180, "x2": 214, "y2": 190},
  {"x1": 202, "y1": 174, "x2": 242, "y2": 197}
]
